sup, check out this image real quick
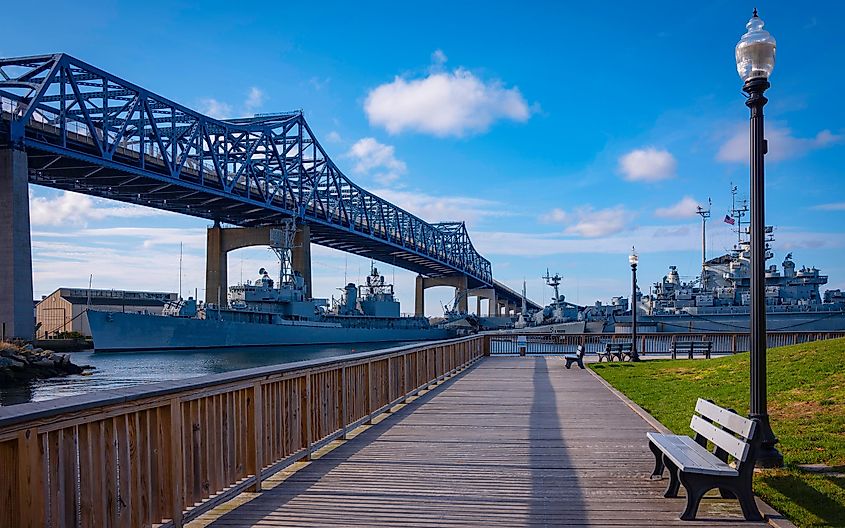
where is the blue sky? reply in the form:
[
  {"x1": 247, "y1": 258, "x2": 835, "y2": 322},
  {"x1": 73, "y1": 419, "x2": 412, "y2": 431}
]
[{"x1": 5, "y1": 1, "x2": 845, "y2": 314}]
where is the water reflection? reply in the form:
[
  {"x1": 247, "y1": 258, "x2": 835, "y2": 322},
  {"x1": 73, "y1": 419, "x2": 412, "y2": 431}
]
[{"x1": 0, "y1": 342, "x2": 412, "y2": 406}]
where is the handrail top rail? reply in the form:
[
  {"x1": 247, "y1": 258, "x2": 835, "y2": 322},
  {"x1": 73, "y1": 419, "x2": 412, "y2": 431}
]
[
  {"x1": 485, "y1": 330, "x2": 845, "y2": 336},
  {"x1": 0, "y1": 335, "x2": 478, "y2": 429}
]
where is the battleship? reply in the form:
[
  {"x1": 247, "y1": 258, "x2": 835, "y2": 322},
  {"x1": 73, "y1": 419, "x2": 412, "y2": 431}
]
[
  {"x1": 87, "y1": 222, "x2": 453, "y2": 352},
  {"x1": 527, "y1": 188, "x2": 845, "y2": 334}
]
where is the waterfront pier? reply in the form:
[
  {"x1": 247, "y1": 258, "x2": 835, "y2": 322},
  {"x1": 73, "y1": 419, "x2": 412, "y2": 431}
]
[{"x1": 0, "y1": 333, "x2": 802, "y2": 527}]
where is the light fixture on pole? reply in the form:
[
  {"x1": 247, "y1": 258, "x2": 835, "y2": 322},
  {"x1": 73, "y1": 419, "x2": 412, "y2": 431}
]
[
  {"x1": 628, "y1": 248, "x2": 640, "y2": 361},
  {"x1": 735, "y1": 8, "x2": 783, "y2": 467}
]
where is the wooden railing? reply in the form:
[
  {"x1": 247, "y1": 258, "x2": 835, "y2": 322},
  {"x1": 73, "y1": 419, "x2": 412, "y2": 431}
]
[
  {"x1": 0, "y1": 335, "x2": 484, "y2": 527},
  {"x1": 489, "y1": 331, "x2": 845, "y2": 355}
]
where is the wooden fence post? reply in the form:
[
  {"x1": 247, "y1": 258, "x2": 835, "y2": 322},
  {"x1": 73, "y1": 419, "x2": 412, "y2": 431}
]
[
  {"x1": 168, "y1": 400, "x2": 184, "y2": 527},
  {"x1": 17, "y1": 427, "x2": 45, "y2": 528},
  {"x1": 252, "y1": 382, "x2": 263, "y2": 491},
  {"x1": 341, "y1": 366, "x2": 348, "y2": 439},
  {"x1": 305, "y1": 373, "x2": 312, "y2": 460}
]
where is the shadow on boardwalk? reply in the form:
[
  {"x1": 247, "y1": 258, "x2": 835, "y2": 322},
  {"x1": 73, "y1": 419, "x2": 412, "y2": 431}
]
[
  {"x1": 529, "y1": 357, "x2": 586, "y2": 525},
  {"x1": 201, "y1": 357, "x2": 768, "y2": 527}
]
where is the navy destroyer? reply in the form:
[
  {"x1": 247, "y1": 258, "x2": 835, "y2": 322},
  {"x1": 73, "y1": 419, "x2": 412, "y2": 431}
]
[
  {"x1": 527, "y1": 189, "x2": 845, "y2": 333},
  {"x1": 87, "y1": 221, "x2": 453, "y2": 351}
]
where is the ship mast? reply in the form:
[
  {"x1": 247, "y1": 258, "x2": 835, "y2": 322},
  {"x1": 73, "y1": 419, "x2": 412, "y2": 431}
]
[
  {"x1": 730, "y1": 184, "x2": 750, "y2": 246},
  {"x1": 542, "y1": 269, "x2": 562, "y2": 302},
  {"x1": 696, "y1": 198, "x2": 711, "y2": 289},
  {"x1": 269, "y1": 219, "x2": 298, "y2": 286}
]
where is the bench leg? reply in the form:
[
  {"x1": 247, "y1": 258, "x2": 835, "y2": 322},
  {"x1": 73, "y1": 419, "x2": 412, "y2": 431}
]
[
  {"x1": 648, "y1": 441, "x2": 664, "y2": 479},
  {"x1": 678, "y1": 473, "x2": 710, "y2": 521},
  {"x1": 564, "y1": 359, "x2": 572, "y2": 369},
  {"x1": 663, "y1": 456, "x2": 681, "y2": 498},
  {"x1": 735, "y1": 486, "x2": 764, "y2": 521}
]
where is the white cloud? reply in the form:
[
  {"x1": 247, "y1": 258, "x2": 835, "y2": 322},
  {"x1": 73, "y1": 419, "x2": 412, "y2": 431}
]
[
  {"x1": 618, "y1": 147, "x2": 677, "y2": 182},
  {"x1": 364, "y1": 58, "x2": 531, "y2": 137},
  {"x1": 198, "y1": 86, "x2": 267, "y2": 119},
  {"x1": 244, "y1": 87, "x2": 265, "y2": 112},
  {"x1": 813, "y1": 202, "x2": 845, "y2": 211},
  {"x1": 473, "y1": 225, "x2": 845, "y2": 258},
  {"x1": 198, "y1": 98, "x2": 233, "y2": 120},
  {"x1": 540, "y1": 205, "x2": 634, "y2": 238},
  {"x1": 654, "y1": 196, "x2": 701, "y2": 219},
  {"x1": 431, "y1": 49, "x2": 448, "y2": 68},
  {"x1": 539, "y1": 208, "x2": 568, "y2": 223},
  {"x1": 326, "y1": 130, "x2": 342, "y2": 143},
  {"x1": 373, "y1": 188, "x2": 501, "y2": 227},
  {"x1": 29, "y1": 191, "x2": 166, "y2": 226},
  {"x1": 346, "y1": 138, "x2": 407, "y2": 185},
  {"x1": 717, "y1": 123, "x2": 842, "y2": 163}
]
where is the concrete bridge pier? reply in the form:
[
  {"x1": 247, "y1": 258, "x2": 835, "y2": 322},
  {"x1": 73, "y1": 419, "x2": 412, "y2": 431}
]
[
  {"x1": 206, "y1": 222, "x2": 312, "y2": 305},
  {"x1": 469, "y1": 287, "x2": 497, "y2": 317},
  {"x1": 0, "y1": 147, "x2": 34, "y2": 339},
  {"x1": 414, "y1": 275, "x2": 468, "y2": 317}
]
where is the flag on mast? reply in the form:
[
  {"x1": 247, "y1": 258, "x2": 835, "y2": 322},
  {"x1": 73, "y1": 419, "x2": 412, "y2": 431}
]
[{"x1": 724, "y1": 214, "x2": 735, "y2": 225}]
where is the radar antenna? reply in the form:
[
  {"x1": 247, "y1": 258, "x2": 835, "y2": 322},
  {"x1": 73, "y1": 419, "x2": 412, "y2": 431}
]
[{"x1": 542, "y1": 269, "x2": 562, "y2": 303}]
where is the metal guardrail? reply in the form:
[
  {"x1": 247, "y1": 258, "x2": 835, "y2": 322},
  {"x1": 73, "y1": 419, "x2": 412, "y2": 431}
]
[
  {"x1": 487, "y1": 331, "x2": 845, "y2": 356},
  {"x1": 0, "y1": 336, "x2": 484, "y2": 527}
]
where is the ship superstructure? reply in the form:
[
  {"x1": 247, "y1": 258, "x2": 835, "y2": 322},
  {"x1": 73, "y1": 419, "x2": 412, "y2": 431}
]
[{"x1": 88, "y1": 221, "x2": 451, "y2": 351}]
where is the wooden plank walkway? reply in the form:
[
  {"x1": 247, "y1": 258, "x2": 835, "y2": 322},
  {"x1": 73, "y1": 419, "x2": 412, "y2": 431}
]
[{"x1": 197, "y1": 357, "x2": 768, "y2": 527}]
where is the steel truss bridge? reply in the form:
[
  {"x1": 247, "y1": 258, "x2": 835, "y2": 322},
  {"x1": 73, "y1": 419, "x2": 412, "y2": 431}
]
[{"x1": 0, "y1": 53, "x2": 537, "y2": 307}]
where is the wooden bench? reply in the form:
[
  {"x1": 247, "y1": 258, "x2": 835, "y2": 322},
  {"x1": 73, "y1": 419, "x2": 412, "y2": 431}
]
[
  {"x1": 670, "y1": 340, "x2": 712, "y2": 359},
  {"x1": 563, "y1": 345, "x2": 585, "y2": 369},
  {"x1": 597, "y1": 342, "x2": 633, "y2": 362},
  {"x1": 646, "y1": 398, "x2": 762, "y2": 521}
]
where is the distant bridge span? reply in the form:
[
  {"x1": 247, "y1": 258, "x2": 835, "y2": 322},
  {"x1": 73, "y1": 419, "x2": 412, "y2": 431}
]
[{"x1": 0, "y1": 53, "x2": 539, "y2": 337}]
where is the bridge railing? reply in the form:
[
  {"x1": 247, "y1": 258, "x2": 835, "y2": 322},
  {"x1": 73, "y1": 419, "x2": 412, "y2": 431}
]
[
  {"x1": 0, "y1": 336, "x2": 484, "y2": 527},
  {"x1": 487, "y1": 331, "x2": 845, "y2": 355}
]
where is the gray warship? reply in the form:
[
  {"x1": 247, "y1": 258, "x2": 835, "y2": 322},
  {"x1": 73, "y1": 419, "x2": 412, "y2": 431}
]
[
  {"x1": 636, "y1": 242, "x2": 845, "y2": 333},
  {"x1": 87, "y1": 222, "x2": 453, "y2": 351},
  {"x1": 528, "y1": 188, "x2": 845, "y2": 334},
  {"x1": 632, "y1": 188, "x2": 845, "y2": 332}
]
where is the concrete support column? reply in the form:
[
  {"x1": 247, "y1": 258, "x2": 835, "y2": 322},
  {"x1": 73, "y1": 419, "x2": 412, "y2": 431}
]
[
  {"x1": 415, "y1": 275, "x2": 425, "y2": 317},
  {"x1": 475, "y1": 296, "x2": 481, "y2": 316},
  {"x1": 0, "y1": 148, "x2": 34, "y2": 339},
  {"x1": 205, "y1": 222, "x2": 227, "y2": 305},
  {"x1": 488, "y1": 295, "x2": 499, "y2": 317},
  {"x1": 292, "y1": 224, "x2": 312, "y2": 297}
]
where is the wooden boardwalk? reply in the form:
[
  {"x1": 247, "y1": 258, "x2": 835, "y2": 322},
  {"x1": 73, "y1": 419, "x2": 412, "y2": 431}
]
[{"x1": 196, "y1": 357, "x2": 769, "y2": 527}]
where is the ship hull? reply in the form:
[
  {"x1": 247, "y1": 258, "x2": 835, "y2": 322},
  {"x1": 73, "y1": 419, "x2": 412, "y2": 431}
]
[
  {"x1": 87, "y1": 310, "x2": 454, "y2": 352},
  {"x1": 635, "y1": 311, "x2": 845, "y2": 333}
]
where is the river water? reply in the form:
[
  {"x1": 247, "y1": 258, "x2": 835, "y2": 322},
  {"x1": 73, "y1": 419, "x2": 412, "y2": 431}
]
[{"x1": 0, "y1": 342, "x2": 408, "y2": 407}]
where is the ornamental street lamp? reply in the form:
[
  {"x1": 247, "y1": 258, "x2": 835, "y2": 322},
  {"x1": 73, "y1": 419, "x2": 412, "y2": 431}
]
[
  {"x1": 629, "y1": 248, "x2": 640, "y2": 361},
  {"x1": 735, "y1": 8, "x2": 783, "y2": 468}
]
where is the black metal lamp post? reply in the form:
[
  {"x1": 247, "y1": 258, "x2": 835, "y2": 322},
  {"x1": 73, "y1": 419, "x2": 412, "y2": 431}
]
[
  {"x1": 735, "y1": 9, "x2": 783, "y2": 468},
  {"x1": 629, "y1": 248, "x2": 640, "y2": 361}
]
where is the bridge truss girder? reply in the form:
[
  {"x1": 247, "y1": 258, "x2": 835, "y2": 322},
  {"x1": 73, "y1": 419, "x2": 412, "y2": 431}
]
[{"x1": 0, "y1": 53, "x2": 492, "y2": 286}]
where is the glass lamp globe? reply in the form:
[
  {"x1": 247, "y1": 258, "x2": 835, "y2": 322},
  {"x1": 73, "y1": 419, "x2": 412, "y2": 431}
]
[
  {"x1": 735, "y1": 9, "x2": 776, "y2": 82},
  {"x1": 629, "y1": 251, "x2": 639, "y2": 266}
]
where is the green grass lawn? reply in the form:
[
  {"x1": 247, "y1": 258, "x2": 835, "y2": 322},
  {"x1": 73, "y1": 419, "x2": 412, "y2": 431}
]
[{"x1": 591, "y1": 337, "x2": 845, "y2": 528}]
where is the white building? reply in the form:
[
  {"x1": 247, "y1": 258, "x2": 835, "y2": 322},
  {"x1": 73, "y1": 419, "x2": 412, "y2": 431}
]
[{"x1": 36, "y1": 288, "x2": 177, "y2": 338}]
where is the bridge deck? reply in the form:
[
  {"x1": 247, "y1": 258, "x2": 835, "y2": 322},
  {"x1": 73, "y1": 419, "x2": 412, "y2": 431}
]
[{"x1": 195, "y1": 357, "x2": 768, "y2": 527}]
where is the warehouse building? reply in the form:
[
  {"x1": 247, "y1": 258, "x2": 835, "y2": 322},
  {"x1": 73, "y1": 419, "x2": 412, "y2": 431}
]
[{"x1": 35, "y1": 288, "x2": 177, "y2": 338}]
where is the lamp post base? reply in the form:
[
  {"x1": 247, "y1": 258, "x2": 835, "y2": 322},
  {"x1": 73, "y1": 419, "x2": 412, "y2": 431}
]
[{"x1": 750, "y1": 413, "x2": 784, "y2": 468}]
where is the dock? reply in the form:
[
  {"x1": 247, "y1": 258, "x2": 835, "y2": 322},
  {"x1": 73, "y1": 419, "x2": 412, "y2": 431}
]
[
  {"x1": 0, "y1": 336, "x2": 785, "y2": 527},
  {"x1": 197, "y1": 357, "x2": 764, "y2": 527}
]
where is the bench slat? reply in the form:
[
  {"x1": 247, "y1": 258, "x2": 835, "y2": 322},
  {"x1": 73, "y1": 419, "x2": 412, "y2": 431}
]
[
  {"x1": 647, "y1": 432, "x2": 738, "y2": 476},
  {"x1": 694, "y1": 398, "x2": 755, "y2": 439},
  {"x1": 690, "y1": 415, "x2": 750, "y2": 462}
]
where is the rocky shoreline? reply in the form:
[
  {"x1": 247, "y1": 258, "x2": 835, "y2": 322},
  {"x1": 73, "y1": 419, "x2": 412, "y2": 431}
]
[{"x1": 0, "y1": 342, "x2": 94, "y2": 382}]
